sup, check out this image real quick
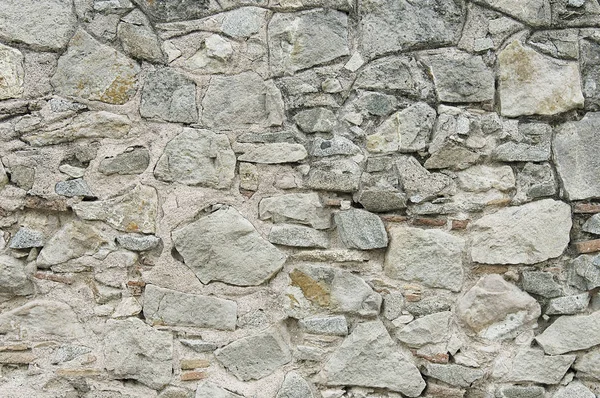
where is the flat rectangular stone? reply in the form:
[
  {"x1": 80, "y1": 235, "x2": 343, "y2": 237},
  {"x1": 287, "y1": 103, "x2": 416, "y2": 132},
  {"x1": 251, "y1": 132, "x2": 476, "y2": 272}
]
[
  {"x1": 180, "y1": 359, "x2": 210, "y2": 370},
  {"x1": 0, "y1": 350, "x2": 35, "y2": 364},
  {"x1": 574, "y1": 239, "x2": 600, "y2": 254}
]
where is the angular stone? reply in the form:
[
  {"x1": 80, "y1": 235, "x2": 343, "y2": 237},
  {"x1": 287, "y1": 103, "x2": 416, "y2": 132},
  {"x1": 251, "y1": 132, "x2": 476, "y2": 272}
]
[
  {"x1": 215, "y1": 329, "x2": 291, "y2": 381},
  {"x1": 424, "y1": 363, "x2": 484, "y2": 388},
  {"x1": 396, "y1": 311, "x2": 452, "y2": 348},
  {"x1": 196, "y1": 381, "x2": 243, "y2": 398},
  {"x1": 50, "y1": 344, "x2": 91, "y2": 364},
  {"x1": 323, "y1": 320, "x2": 425, "y2": 396},
  {"x1": 0, "y1": 0, "x2": 77, "y2": 50},
  {"x1": 143, "y1": 284, "x2": 237, "y2": 330},
  {"x1": 494, "y1": 122, "x2": 552, "y2": 162},
  {"x1": 496, "y1": 386, "x2": 545, "y2": 398},
  {"x1": 9, "y1": 228, "x2": 43, "y2": 249},
  {"x1": 21, "y1": 111, "x2": 131, "y2": 146},
  {"x1": 37, "y1": 222, "x2": 107, "y2": 267},
  {"x1": 498, "y1": 41, "x2": 584, "y2": 116},
  {"x1": 104, "y1": 317, "x2": 173, "y2": 389},
  {"x1": 238, "y1": 143, "x2": 307, "y2": 164},
  {"x1": 583, "y1": 214, "x2": 600, "y2": 235},
  {"x1": 154, "y1": 128, "x2": 235, "y2": 189},
  {"x1": 305, "y1": 159, "x2": 361, "y2": 193},
  {"x1": 546, "y1": 293, "x2": 590, "y2": 315},
  {"x1": 469, "y1": 199, "x2": 572, "y2": 265},
  {"x1": 52, "y1": 29, "x2": 139, "y2": 105},
  {"x1": 473, "y1": 0, "x2": 550, "y2": 26},
  {"x1": 385, "y1": 226, "x2": 464, "y2": 292},
  {"x1": 456, "y1": 165, "x2": 515, "y2": 192},
  {"x1": 359, "y1": 0, "x2": 464, "y2": 58},
  {"x1": 173, "y1": 206, "x2": 286, "y2": 286},
  {"x1": 553, "y1": 382, "x2": 595, "y2": 398},
  {"x1": 396, "y1": 156, "x2": 453, "y2": 203},
  {"x1": 269, "y1": 224, "x2": 329, "y2": 249},
  {"x1": 553, "y1": 112, "x2": 600, "y2": 200},
  {"x1": 277, "y1": 371, "x2": 316, "y2": 398},
  {"x1": 239, "y1": 162, "x2": 259, "y2": 191},
  {"x1": 132, "y1": 0, "x2": 211, "y2": 22},
  {"x1": 99, "y1": 146, "x2": 150, "y2": 176},
  {"x1": 268, "y1": 9, "x2": 349, "y2": 75},
  {"x1": 572, "y1": 255, "x2": 600, "y2": 290},
  {"x1": 140, "y1": 68, "x2": 197, "y2": 123},
  {"x1": 513, "y1": 163, "x2": 556, "y2": 204},
  {"x1": 366, "y1": 103, "x2": 436, "y2": 153},
  {"x1": 581, "y1": 38, "x2": 600, "y2": 111},
  {"x1": 334, "y1": 209, "x2": 388, "y2": 250},
  {"x1": 424, "y1": 141, "x2": 480, "y2": 170},
  {"x1": 299, "y1": 315, "x2": 348, "y2": 336},
  {"x1": 259, "y1": 193, "x2": 330, "y2": 230},
  {"x1": 521, "y1": 271, "x2": 562, "y2": 298},
  {"x1": 201, "y1": 72, "x2": 284, "y2": 128},
  {"x1": 311, "y1": 136, "x2": 361, "y2": 157},
  {"x1": 116, "y1": 234, "x2": 161, "y2": 251},
  {"x1": 294, "y1": 108, "x2": 336, "y2": 133},
  {"x1": 117, "y1": 9, "x2": 164, "y2": 63},
  {"x1": 574, "y1": 348, "x2": 600, "y2": 381},
  {"x1": 354, "y1": 91, "x2": 397, "y2": 116},
  {"x1": 497, "y1": 349, "x2": 575, "y2": 384},
  {"x1": 0, "y1": 255, "x2": 33, "y2": 296},
  {"x1": 354, "y1": 188, "x2": 407, "y2": 213},
  {"x1": 535, "y1": 311, "x2": 600, "y2": 355},
  {"x1": 422, "y1": 49, "x2": 495, "y2": 103},
  {"x1": 55, "y1": 179, "x2": 94, "y2": 197},
  {"x1": 457, "y1": 275, "x2": 541, "y2": 340},
  {"x1": 73, "y1": 184, "x2": 158, "y2": 234},
  {"x1": 0, "y1": 43, "x2": 24, "y2": 100},
  {"x1": 528, "y1": 29, "x2": 579, "y2": 60}
]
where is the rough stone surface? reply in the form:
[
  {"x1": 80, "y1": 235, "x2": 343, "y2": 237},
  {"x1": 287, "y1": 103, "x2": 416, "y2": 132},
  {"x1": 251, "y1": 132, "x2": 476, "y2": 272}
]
[
  {"x1": 0, "y1": 255, "x2": 33, "y2": 296},
  {"x1": 276, "y1": 371, "x2": 316, "y2": 398},
  {"x1": 259, "y1": 193, "x2": 330, "y2": 229},
  {"x1": 298, "y1": 315, "x2": 348, "y2": 336},
  {"x1": 0, "y1": 43, "x2": 24, "y2": 100},
  {"x1": 496, "y1": 349, "x2": 576, "y2": 384},
  {"x1": 535, "y1": 311, "x2": 600, "y2": 355},
  {"x1": 552, "y1": 382, "x2": 595, "y2": 398},
  {"x1": 173, "y1": 206, "x2": 286, "y2": 286},
  {"x1": 37, "y1": 222, "x2": 107, "y2": 267},
  {"x1": 294, "y1": 108, "x2": 337, "y2": 133},
  {"x1": 396, "y1": 311, "x2": 452, "y2": 348},
  {"x1": 469, "y1": 199, "x2": 572, "y2": 265},
  {"x1": 269, "y1": 224, "x2": 329, "y2": 248},
  {"x1": 305, "y1": 159, "x2": 362, "y2": 192},
  {"x1": 98, "y1": 146, "x2": 150, "y2": 176},
  {"x1": 574, "y1": 348, "x2": 600, "y2": 381},
  {"x1": 9, "y1": 228, "x2": 44, "y2": 249},
  {"x1": 196, "y1": 382, "x2": 243, "y2": 398},
  {"x1": 118, "y1": 9, "x2": 164, "y2": 63},
  {"x1": 238, "y1": 143, "x2": 308, "y2": 164},
  {"x1": 424, "y1": 363, "x2": 484, "y2": 388},
  {"x1": 55, "y1": 178, "x2": 94, "y2": 197},
  {"x1": 334, "y1": 209, "x2": 388, "y2": 250}
]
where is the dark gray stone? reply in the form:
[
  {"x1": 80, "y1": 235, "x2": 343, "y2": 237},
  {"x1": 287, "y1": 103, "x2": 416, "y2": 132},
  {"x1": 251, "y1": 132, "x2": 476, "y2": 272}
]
[
  {"x1": 334, "y1": 209, "x2": 388, "y2": 250},
  {"x1": 55, "y1": 179, "x2": 94, "y2": 197}
]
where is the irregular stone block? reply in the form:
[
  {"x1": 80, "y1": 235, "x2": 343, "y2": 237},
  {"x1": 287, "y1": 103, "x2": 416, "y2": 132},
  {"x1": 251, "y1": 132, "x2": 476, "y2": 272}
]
[
  {"x1": 396, "y1": 156, "x2": 453, "y2": 203},
  {"x1": 311, "y1": 136, "x2": 360, "y2": 157},
  {"x1": 456, "y1": 165, "x2": 515, "y2": 193},
  {"x1": 521, "y1": 271, "x2": 562, "y2": 298},
  {"x1": 305, "y1": 159, "x2": 362, "y2": 192},
  {"x1": 196, "y1": 381, "x2": 243, "y2": 398},
  {"x1": 512, "y1": 162, "x2": 556, "y2": 204},
  {"x1": 143, "y1": 284, "x2": 237, "y2": 330},
  {"x1": 581, "y1": 38, "x2": 600, "y2": 111},
  {"x1": 494, "y1": 122, "x2": 552, "y2": 162},
  {"x1": 294, "y1": 108, "x2": 337, "y2": 133},
  {"x1": 117, "y1": 9, "x2": 164, "y2": 62},
  {"x1": 574, "y1": 348, "x2": 600, "y2": 381},
  {"x1": 496, "y1": 385, "x2": 545, "y2": 398},
  {"x1": 9, "y1": 228, "x2": 43, "y2": 249},
  {"x1": 37, "y1": 222, "x2": 107, "y2": 267},
  {"x1": 259, "y1": 193, "x2": 330, "y2": 229},
  {"x1": 276, "y1": 371, "x2": 317, "y2": 398},
  {"x1": 116, "y1": 234, "x2": 161, "y2": 251},
  {"x1": 269, "y1": 224, "x2": 329, "y2": 249},
  {"x1": 473, "y1": 0, "x2": 551, "y2": 26},
  {"x1": 546, "y1": 293, "x2": 590, "y2": 315},
  {"x1": 0, "y1": 255, "x2": 33, "y2": 296},
  {"x1": 140, "y1": 68, "x2": 197, "y2": 123},
  {"x1": 553, "y1": 382, "x2": 595, "y2": 398},
  {"x1": 173, "y1": 206, "x2": 286, "y2": 286},
  {"x1": 55, "y1": 179, "x2": 94, "y2": 197},
  {"x1": 133, "y1": 0, "x2": 212, "y2": 22},
  {"x1": 298, "y1": 315, "x2": 348, "y2": 336},
  {"x1": 99, "y1": 146, "x2": 150, "y2": 176},
  {"x1": 495, "y1": 349, "x2": 575, "y2": 384},
  {"x1": 535, "y1": 311, "x2": 600, "y2": 355},
  {"x1": 384, "y1": 226, "x2": 464, "y2": 292},
  {"x1": 237, "y1": 143, "x2": 307, "y2": 164},
  {"x1": 0, "y1": 43, "x2": 24, "y2": 100},
  {"x1": 396, "y1": 311, "x2": 452, "y2": 348},
  {"x1": 423, "y1": 363, "x2": 484, "y2": 388},
  {"x1": 334, "y1": 209, "x2": 388, "y2": 250}
]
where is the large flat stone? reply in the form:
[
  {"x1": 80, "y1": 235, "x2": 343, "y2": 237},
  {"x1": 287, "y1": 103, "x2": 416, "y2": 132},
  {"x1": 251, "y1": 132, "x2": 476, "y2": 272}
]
[
  {"x1": 173, "y1": 206, "x2": 286, "y2": 286},
  {"x1": 143, "y1": 285, "x2": 237, "y2": 330},
  {"x1": 495, "y1": 349, "x2": 575, "y2": 384},
  {"x1": 473, "y1": 0, "x2": 550, "y2": 26},
  {"x1": 423, "y1": 363, "x2": 484, "y2": 388},
  {"x1": 384, "y1": 226, "x2": 464, "y2": 292},
  {"x1": 268, "y1": 224, "x2": 329, "y2": 249},
  {"x1": 469, "y1": 199, "x2": 572, "y2": 265},
  {"x1": 396, "y1": 311, "x2": 452, "y2": 348},
  {"x1": 37, "y1": 222, "x2": 107, "y2": 267},
  {"x1": 140, "y1": 68, "x2": 197, "y2": 123},
  {"x1": 535, "y1": 311, "x2": 600, "y2": 355},
  {"x1": 259, "y1": 193, "x2": 330, "y2": 230}
]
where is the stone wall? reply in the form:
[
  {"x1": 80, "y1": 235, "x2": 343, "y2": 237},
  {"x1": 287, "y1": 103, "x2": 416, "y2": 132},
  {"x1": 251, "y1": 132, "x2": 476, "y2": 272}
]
[{"x1": 1, "y1": 0, "x2": 600, "y2": 397}]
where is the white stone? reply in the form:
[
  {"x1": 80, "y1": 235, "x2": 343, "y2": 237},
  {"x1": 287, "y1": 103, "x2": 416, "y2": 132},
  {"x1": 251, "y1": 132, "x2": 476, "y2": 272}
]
[
  {"x1": 396, "y1": 311, "x2": 452, "y2": 348},
  {"x1": 259, "y1": 193, "x2": 330, "y2": 230},
  {"x1": 0, "y1": 43, "x2": 24, "y2": 100},
  {"x1": 535, "y1": 311, "x2": 600, "y2": 355},
  {"x1": 237, "y1": 143, "x2": 308, "y2": 164}
]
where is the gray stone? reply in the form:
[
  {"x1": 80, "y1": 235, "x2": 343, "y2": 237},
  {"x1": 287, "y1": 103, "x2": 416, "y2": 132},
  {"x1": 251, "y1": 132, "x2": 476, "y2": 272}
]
[
  {"x1": 0, "y1": 255, "x2": 33, "y2": 296},
  {"x1": 498, "y1": 41, "x2": 584, "y2": 117},
  {"x1": 180, "y1": 340, "x2": 218, "y2": 353},
  {"x1": 104, "y1": 317, "x2": 173, "y2": 389},
  {"x1": 385, "y1": 226, "x2": 464, "y2": 292},
  {"x1": 469, "y1": 199, "x2": 572, "y2": 265},
  {"x1": 546, "y1": 293, "x2": 590, "y2": 315},
  {"x1": 554, "y1": 112, "x2": 600, "y2": 200},
  {"x1": 521, "y1": 271, "x2": 562, "y2": 298},
  {"x1": 116, "y1": 234, "x2": 161, "y2": 251},
  {"x1": 498, "y1": 349, "x2": 575, "y2": 384},
  {"x1": 574, "y1": 348, "x2": 600, "y2": 381},
  {"x1": 396, "y1": 156, "x2": 453, "y2": 203},
  {"x1": 196, "y1": 382, "x2": 243, "y2": 398},
  {"x1": 424, "y1": 363, "x2": 484, "y2": 388},
  {"x1": 52, "y1": 29, "x2": 140, "y2": 105},
  {"x1": 268, "y1": 9, "x2": 349, "y2": 75},
  {"x1": 299, "y1": 315, "x2": 348, "y2": 336},
  {"x1": 311, "y1": 136, "x2": 361, "y2": 157},
  {"x1": 474, "y1": 0, "x2": 550, "y2": 26},
  {"x1": 294, "y1": 108, "x2": 337, "y2": 133},
  {"x1": 277, "y1": 371, "x2": 316, "y2": 398},
  {"x1": 513, "y1": 163, "x2": 557, "y2": 204},
  {"x1": 239, "y1": 162, "x2": 259, "y2": 191},
  {"x1": 215, "y1": 329, "x2": 291, "y2": 381},
  {"x1": 382, "y1": 293, "x2": 404, "y2": 321},
  {"x1": 334, "y1": 209, "x2": 388, "y2": 250},
  {"x1": 366, "y1": 103, "x2": 436, "y2": 153},
  {"x1": 494, "y1": 123, "x2": 552, "y2": 162},
  {"x1": 354, "y1": 91, "x2": 397, "y2": 116},
  {"x1": 22, "y1": 111, "x2": 132, "y2": 146},
  {"x1": 396, "y1": 311, "x2": 452, "y2": 348},
  {"x1": 173, "y1": 206, "x2": 286, "y2": 286},
  {"x1": 422, "y1": 49, "x2": 495, "y2": 103},
  {"x1": 143, "y1": 284, "x2": 237, "y2": 330},
  {"x1": 553, "y1": 382, "x2": 595, "y2": 398},
  {"x1": 305, "y1": 159, "x2": 362, "y2": 193},
  {"x1": 132, "y1": 0, "x2": 212, "y2": 22},
  {"x1": 73, "y1": 184, "x2": 158, "y2": 234},
  {"x1": 457, "y1": 275, "x2": 541, "y2": 340},
  {"x1": 55, "y1": 179, "x2": 94, "y2": 197},
  {"x1": 201, "y1": 72, "x2": 284, "y2": 129},
  {"x1": 572, "y1": 255, "x2": 600, "y2": 290},
  {"x1": 259, "y1": 193, "x2": 330, "y2": 230},
  {"x1": 37, "y1": 222, "x2": 107, "y2": 267},
  {"x1": 535, "y1": 311, "x2": 600, "y2": 355},
  {"x1": 140, "y1": 68, "x2": 197, "y2": 123},
  {"x1": 583, "y1": 214, "x2": 600, "y2": 235},
  {"x1": 237, "y1": 143, "x2": 307, "y2": 164},
  {"x1": 220, "y1": 7, "x2": 268, "y2": 38},
  {"x1": 9, "y1": 228, "x2": 44, "y2": 249},
  {"x1": 9, "y1": 165, "x2": 35, "y2": 190},
  {"x1": 323, "y1": 320, "x2": 425, "y2": 396},
  {"x1": 496, "y1": 386, "x2": 545, "y2": 398},
  {"x1": 99, "y1": 147, "x2": 150, "y2": 176},
  {"x1": 117, "y1": 9, "x2": 164, "y2": 63},
  {"x1": 405, "y1": 296, "x2": 454, "y2": 317},
  {"x1": 269, "y1": 224, "x2": 329, "y2": 249},
  {"x1": 0, "y1": 0, "x2": 77, "y2": 50},
  {"x1": 581, "y1": 39, "x2": 600, "y2": 111},
  {"x1": 354, "y1": 188, "x2": 407, "y2": 213},
  {"x1": 155, "y1": 128, "x2": 235, "y2": 188},
  {"x1": 424, "y1": 141, "x2": 481, "y2": 170},
  {"x1": 528, "y1": 29, "x2": 579, "y2": 60},
  {"x1": 50, "y1": 344, "x2": 92, "y2": 364},
  {"x1": 0, "y1": 43, "x2": 24, "y2": 100},
  {"x1": 359, "y1": 0, "x2": 464, "y2": 58},
  {"x1": 456, "y1": 165, "x2": 515, "y2": 193}
]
